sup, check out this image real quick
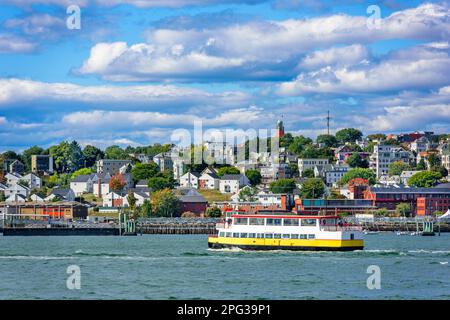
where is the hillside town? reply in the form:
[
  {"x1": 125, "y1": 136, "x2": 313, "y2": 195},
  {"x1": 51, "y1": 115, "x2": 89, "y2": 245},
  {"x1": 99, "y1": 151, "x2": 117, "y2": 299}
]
[{"x1": 1, "y1": 120, "x2": 449, "y2": 221}]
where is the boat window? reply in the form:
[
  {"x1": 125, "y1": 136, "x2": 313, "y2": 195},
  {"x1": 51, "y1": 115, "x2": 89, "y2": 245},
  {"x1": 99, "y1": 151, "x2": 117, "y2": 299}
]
[
  {"x1": 301, "y1": 219, "x2": 317, "y2": 227},
  {"x1": 282, "y1": 234, "x2": 290, "y2": 239},
  {"x1": 300, "y1": 234, "x2": 307, "y2": 239},
  {"x1": 266, "y1": 218, "x2": 282, "y2": 226},
  {"x1": 274, "y1": 234, "x2": 282, "y2": 239},
  {"x1": 248, "y1": 233, "x2": 256, "y2": 238},
  {"x1": 240, "y1": 233, "x2": 248, "y2": 238},
  {"x1": 226, "y1": 232, "x2": 232, "y2": 237},
  {"x1": 291, "y1": 234, "x2": 299, "y2": 239},
  {"x1": 233, "y1": 233, "x2": 239, "y2": 238},
  {"x1": 219, "y1": 232, "x2": 225, "y2": 237},
  {"x1": 264, "y1": 234, "x2": 273, "y2": 239},
  {"x1": 235, "y1": 218, "x2": 248, "y2": 225},
  {"x1": 308, "y1": 234, "x2": 315, "y2": 239},
  {"x1": 257, "y1": 233, "x2": 264, "y2": 239},
  {"x1": 249, "y1": 218, "x2": 265, "y2": 225},
  {"x1": 283, "y1": 218, "x2": 299, "y2": 226}
]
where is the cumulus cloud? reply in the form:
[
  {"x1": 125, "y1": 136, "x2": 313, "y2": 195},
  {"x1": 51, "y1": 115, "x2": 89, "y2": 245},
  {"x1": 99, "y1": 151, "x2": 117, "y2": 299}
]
[
  {"x1": 76, "y1": 3, "x2": 450, "y2": 82},
  {"x1": 0, "y1": 34, "x2": 36, "y2": 53},
  {"x1": 278, "y1": 43, "x2": 450, "y2": 95}
]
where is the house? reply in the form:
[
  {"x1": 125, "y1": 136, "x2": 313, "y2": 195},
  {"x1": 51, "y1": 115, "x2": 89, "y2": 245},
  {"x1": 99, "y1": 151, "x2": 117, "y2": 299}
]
[
  {"x1": 198, "y1": 171, "x2": 220, "y2": 190},
  {"x1": 334, "y1": 146, "x2": 370, "y2": 164},
  {"x1": 298, "y1": 158, "x2": 329, "y2": 176},
  {"x1": 178, "y1": 189, "x2": 208, "y2": 215},
  {"x1": 377, "y1": 175, "x2": 401, "y2": 187},
  {"x1": 9, "y1": 160, "x2": 25, "y2": 174},
  {"x1": 369, "y1": 144, "x2": 412, "y2": 177},
  {"x1": 439, "y1": 143, "x2": 450, "y2": 173},
  {"x1": 2, "y1": 159, "x2": 16, "y2": 173},
  {"x1": 135, "y1": 179, "x2": 148, "y2": 188},
  {"x1": 153, "y1": 152, "x2": 173, "y2": 172},
  {"x1": 219, "y1": 174, "x2": 250, "y2": 194},
  {"x1": 5, "y1": 194, "x2": 27, "y2": 203},
  {"x1": 179, "y1": 171, "x2": 200, "y2": 188},
  {"x1": 409, "y1": 136, "x2": 430, "y2": 154},
  {"x1": 103, "y1": 189, "x2": 150, "y2": 207},
  {"x1": 22, "y1": 173, "x2": 42, "y2": 189},
  {"x1": 5, "y1": 183, "x2": 30, "y2": 199},
  {"x1": 96, "y1": 159, "x2": 132, "y2": 175},
  {"x1": 70, "y1": 174, "x2": 95, "y2": 196},
  {"x1": 0, "y1": 201, "x2": 88, "y2": 220},
  {"x1": 30, "y1": 193, "x2": 45, "y2": 202},
  {"x1": 31, "y1": 155, "x2": 54, "y2": 174},
  {"x1": 260, "y1": 163, "x2": 291, "y2": 184},
  {"x1": 5, "y1": 172, "x2": 23, "y2": 186},
  {"x1": 45, "y1": 188, "x2": 76, "y2": 202},
  {"x1": 400, "y1": 170, "x2": 422, "y2": 186},
  {"x1": 0, "y1": 182, "x2": 7, "y2": 196},
  {"x1": 314, "y1": 164, "x2": 349, "y2": 187},
  {"x1": 92, "y1": 173, "x2": 112, "y2": 197}
]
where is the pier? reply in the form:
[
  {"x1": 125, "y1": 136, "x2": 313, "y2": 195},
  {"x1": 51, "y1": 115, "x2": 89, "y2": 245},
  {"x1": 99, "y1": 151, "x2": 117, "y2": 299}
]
[{"x1": 137, "y1": 218, "x2": 218, "y2": 235}]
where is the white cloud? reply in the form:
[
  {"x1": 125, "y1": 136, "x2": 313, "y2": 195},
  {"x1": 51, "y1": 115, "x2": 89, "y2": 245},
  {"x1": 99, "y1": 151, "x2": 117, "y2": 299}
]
[
  {"x1": 278, "y1": 43, "x2": 450, "y2": 95},
  {"x1": 0, "y1": 78, "x2": 249, "y2": 107},
  {"x1": 298, "y1": 44, "x2": 369, "y2": 70},
  {"x1": 76, "y1": 3, "x2": 450, "y2": 81},
  {"x1": 4, "y1": 14, "x2": 65, "y2": 36},
  {"x1": 0, "y1": 34, "x2": 36, "y2": 53}
]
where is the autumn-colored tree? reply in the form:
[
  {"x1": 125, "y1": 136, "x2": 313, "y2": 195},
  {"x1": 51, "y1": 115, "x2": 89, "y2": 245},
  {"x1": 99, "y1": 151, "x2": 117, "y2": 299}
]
[{"x1": 110, "y1": 173, "x2": 126, "y2": 192}]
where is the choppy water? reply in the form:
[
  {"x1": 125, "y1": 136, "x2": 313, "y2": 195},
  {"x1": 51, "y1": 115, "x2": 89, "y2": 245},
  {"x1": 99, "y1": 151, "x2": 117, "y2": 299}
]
[{"x1": 0, "y1": 233, "x2": 449, "y2": 299}]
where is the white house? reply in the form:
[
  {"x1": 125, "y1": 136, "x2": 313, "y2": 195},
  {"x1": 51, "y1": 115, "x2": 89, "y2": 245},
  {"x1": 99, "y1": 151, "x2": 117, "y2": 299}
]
[
  {"x1": 103, "y1": 190, "x2": 150, "y2": 207},
  {"x1": 198, "y1": 171, "x2": 220, "y2": 190},
  {"x1": 5, "y1": 172, "x2": 22, "y2": 186},
  {"x1": 298, "y1": 158, "x2": 329, "y2": 176},
  {"x1": 400, "y1": 170, "x2": 422, "y2": 185},
  {"x1": 179, "y1": 172, "x2": 200, "y2": 188},
  {"x1": 92, "y1": 173, "x2": 111, "y2": 197},
  {"x1": 30, "y1": 193, "x2": 45, "y2": 202},
  {"x1": 6, "y1": 194, "x2": 26, "y2": 203},
  {"x1": 70, "y1": 174, "x2": 95, "y2": 196},
  {"x1": 219, "y1": 174, "x2": 250, "y2": 194},
  {"x1": 5, "y1": 183, "x2": 30, "y2": 199},
  {"x1": 22, "y1": 173, "x2": 42, "y2": 189},
  {"x1": 314, "y1": 164, "x2": 349, "y2": 187}
]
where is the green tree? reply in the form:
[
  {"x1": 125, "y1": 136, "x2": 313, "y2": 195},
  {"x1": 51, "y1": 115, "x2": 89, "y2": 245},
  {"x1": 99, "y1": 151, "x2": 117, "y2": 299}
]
[
  {"x1": 300, "y1": 178, "x2": 325, "y2": 199},
  {"x1": 151, "y1": 188, "x2": 181, "y2": 217},
  {"x1": 396, "y1": 203, "x2": 412, "y2": 217},
  {"x1": 138, "y1": 199, "x2": 152, "y2": 218},
  {"x1": 217, "y1": 166, "x2": 240, "y2": 177},
  {"x1": 82, "y1": 145, "x2": 104, "y2": 168},
  {"x1": 148, "y1": 176, "x2": 174, "y2": 192},
  {"x1": 388, "y1": 161, "x2": 410, "y2": 176},
  {"x1": 131, "y1": 162, "x2": 159, "y2": 183},
  {"x1": 408, "y1": 171, "x2": 442, "y2": 187},
  {"x1": 316, "y1": 134, "x2": 338, "y2": 147},
  {"x1": 302, "y1": 168, "x2": 315, "y2": 178},
  {"x1": 245, "y1": 169, "x2": 261, "y2": 186},
  {"x1": 238, "y1": 186, "x2": 258, "y2": 202},
  {"x1": 346, "y1": 153, "x2": 369, "y2": 168},
  {"x1": 18, "y1": 179, "x2": 29, "y2": 188},
  {"x1": 416, "y1": 158, "x2": 426, "y2": 170},
  {"x1": 206, "y1": 207, "x2": 222, "y2": 218},
  {"x1": 269, "y1": 178, "x2": 296, "y2": 194},
  {"x1": 49, "y1": 141, "x2": 84, "y2": 173},
  {"x1": 287, "y1": 135, "x2": 313, "y2": 155},
  {"x1": 104, "y1": 145, "x2": 128, "y2": 160},
  {"x1": 367, "y1": 134, "x2": 386, "y2": 141},
  {"x1": 431, "y1": 165, "x2": 448, "y2": 177},
  {"x1": 340, "y1": 168, "x2": 376, "y2": 185},
  {"x1": 335, "y1": 128, "x2": 363, "y2": 143},
  {"x1": 427, "y1": 154, "x2": 441, "y2": 168},
  {"x1": 71, "y1": 167, "x2": 93, "y2": 179}
]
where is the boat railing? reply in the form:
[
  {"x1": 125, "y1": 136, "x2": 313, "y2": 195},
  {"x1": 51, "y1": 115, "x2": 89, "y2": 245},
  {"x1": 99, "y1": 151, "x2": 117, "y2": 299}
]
[{"x1": 320, "y1": 225, "x2": 362, "y2": 232}]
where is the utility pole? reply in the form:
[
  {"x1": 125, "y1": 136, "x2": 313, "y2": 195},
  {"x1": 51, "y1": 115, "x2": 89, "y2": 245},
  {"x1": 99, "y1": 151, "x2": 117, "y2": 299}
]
[{"x1": 326, "y1": 110, "x2": 331, "y2": 135}]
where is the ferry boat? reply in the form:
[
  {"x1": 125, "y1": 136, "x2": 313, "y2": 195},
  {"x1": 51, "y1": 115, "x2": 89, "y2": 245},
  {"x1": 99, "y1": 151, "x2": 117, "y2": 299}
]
[{"x1": 208, "y1": 212, "x2": 364, "y2": 251}]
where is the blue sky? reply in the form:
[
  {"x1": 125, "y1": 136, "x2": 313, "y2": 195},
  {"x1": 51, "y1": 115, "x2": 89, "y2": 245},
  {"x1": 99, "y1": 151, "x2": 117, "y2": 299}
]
[{"x1": 0, "y1": 0, "x2": 449, "y2": 151}]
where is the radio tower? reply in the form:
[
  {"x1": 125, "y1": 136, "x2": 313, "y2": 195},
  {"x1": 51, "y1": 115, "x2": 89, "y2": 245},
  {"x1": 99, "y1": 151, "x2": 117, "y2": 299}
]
[{"x1": 326, "y1": 110, "x2": 331, "y2": 135}]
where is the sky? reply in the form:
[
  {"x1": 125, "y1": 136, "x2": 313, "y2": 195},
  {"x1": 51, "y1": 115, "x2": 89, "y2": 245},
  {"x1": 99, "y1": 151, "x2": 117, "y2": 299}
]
[{"x1": 0, "y1": 0, "x2": 449, "y2": 152}]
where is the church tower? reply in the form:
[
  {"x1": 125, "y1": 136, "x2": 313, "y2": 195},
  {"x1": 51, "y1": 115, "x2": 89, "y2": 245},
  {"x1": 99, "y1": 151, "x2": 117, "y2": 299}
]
[{"x1": 276, "y1": 119, "x2": 285, "y2": 138}]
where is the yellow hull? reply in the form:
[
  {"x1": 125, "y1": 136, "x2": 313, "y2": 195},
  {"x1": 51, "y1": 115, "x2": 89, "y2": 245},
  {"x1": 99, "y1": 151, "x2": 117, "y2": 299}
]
[{"x1": 208, "y1": 236, "x2": 364, "y2": 251}]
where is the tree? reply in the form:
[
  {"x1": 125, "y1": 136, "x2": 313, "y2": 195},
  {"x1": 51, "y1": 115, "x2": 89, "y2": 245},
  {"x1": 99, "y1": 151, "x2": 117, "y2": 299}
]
[
  {"x1": 416, "y1": 158, "x2": 426, "y2": 170},
  {"x1": 289, "y1": 163, "x2": 299, "y2": 178},
  {"x1": 302, "y1": 168, "x2": 315, "y2": 178},
  {"x1": 109, "y1": 173, "x2": 126, "y2": 192},
  {"x1": 138, "y1": 199, "x2": 152, "y2": 218},
  {"x1": 300, "y1": 178, "x2": 325, "y2": 199},
  {"x1": 367, "y1": 134, "x2": 386, "y2": 141},
  {"x1": 82, "y1": 145, "x2": 104, "y2": 168},
  {"x1": 316, "y1": 134, "x2": 338, "y2": 148},
  {"x1": 131, "y1": 162, "x2": 159, "y2": 182},
  {"x1": 104, "y1": 145, "x2": 128, "y2": 160},
  {"x1": 408, "y1": 171, "x2": 442, "y2": 187},
  {"x1": 340, "y1": 168, "x2": 376, "y2": 185},
  {"x1": 427, "y1": 154, "x2": 441, "y2": 168},
  {"x1": 431, "y1": 165, "x2": 448, "y2": 177},
  {"x1": 148, "y1": 176, "x2": 174, "y2": 192},
  {"x1": 49, "y1": 141, "x2": 84, "y2": 173},
  {"x1": 269, "y1": 179, "x2": 296, "y2": 194},
  {"x1": 127, "y1": 191, "x2": 138, "y2": 219},
  {"x1": 206, "y1": 207, "x2": 222, "y2": 218},
  {"x1": 217, "y1": 166, "x2": 240, "y2": 177},
  {"x1": 18, "y1": 179, "x2": 29, "y2": 188},
  {"x1": 388, "y1": 161, "x2": 410, "y2": 176},
  {"x1": 246, "y1": 169, "x2": 261, "y2": 186},
  {"x1": 238, "y1": 186, "x2": 258, "y2": 202},
  {"x1": 151, "y1": 188, "x2": 181, "y2": 217},
  {"x1": 335, "y1": 128, "x2": 363, "y2": 143},
  {"x1": 287, "y1": 135, "x2": 313, "y2": 155},
  {"x1": 71, "y1": 168, "x2": 93, "y2": 179},
  {"x1": 346, "y1": 153, "x2": 369, "y2": 168},
  {"x1": 396, "y1": 203, "x2": 412, "y2": 217}
]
